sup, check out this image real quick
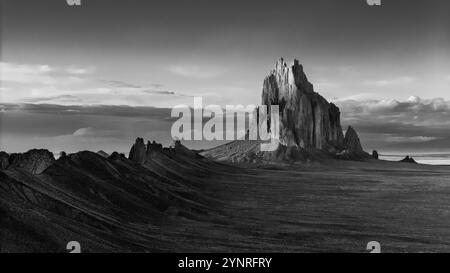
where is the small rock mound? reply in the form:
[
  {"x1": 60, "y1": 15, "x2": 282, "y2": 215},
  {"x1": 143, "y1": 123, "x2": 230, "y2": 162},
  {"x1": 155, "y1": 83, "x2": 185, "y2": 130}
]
[
  {"x1": 372, "y1": 150, "x2": 379, "y2": 160},
  {"x1": 400, "y1": 156, "x2": 417, "y2": 164},
  {"x1": 172, "y1": 140, "x2": 200, "y2": 158},
  {"x1": 108, "y1": 152, "x2": 126, "y2": 161},
  {"x1": 8, "y1": 149, "x2": 55, "y2": 174}
]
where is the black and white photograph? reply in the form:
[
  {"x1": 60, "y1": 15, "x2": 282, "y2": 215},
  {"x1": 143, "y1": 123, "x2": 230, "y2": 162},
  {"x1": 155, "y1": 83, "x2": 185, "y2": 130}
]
[{"x1": 1, "y1": 0, "x2": 450, "y2": 259}]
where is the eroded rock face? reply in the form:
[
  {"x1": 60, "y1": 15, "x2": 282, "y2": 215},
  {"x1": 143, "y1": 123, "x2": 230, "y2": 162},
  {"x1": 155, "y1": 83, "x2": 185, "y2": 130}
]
[
  {"x1": 129, "y1": 138, "x2": 146, "y2": 164},
  {"x1": 203, "y1": 58, "x2": 370, "y2": 162},
  {"x1": 343, "y1": 126, "x2": 363, "y2": 153},
  {"x1": 8, "y1": 149, "x2": 55, "y2": 174},
  {"x1": 0, "y1": 152, "x2": 10, "y2": 169},
  {"x1": 146, "y1": 140, "x2": 163, "y2": 159},
  {"x1": 129, "y1": 138, "x2": 199, "y2": 164},
  {"x1": 261, "y1": 58, "x2": 344, "y2": 150}
]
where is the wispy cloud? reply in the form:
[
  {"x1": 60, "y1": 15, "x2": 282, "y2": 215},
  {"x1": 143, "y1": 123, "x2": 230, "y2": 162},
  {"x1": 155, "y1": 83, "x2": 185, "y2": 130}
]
[
  {"x1": 22, "y1": 95, "x2": 82, "y2": 104},
  {"x1": 167, "y1": 65, "x2": 223, "y2": 79},
  {"x1": 0, "y1": 103, "x2": 174, "y2": 153},
  {"x1": 0, "y1": 62, "x2": 193, "y2": 107},
  {"x1": 66, "y1": 66, "x2": 96, "y2": 75},
  {"x1": 337, "y1": 96, "x2": 450, "y2": 151},
  {"x1": 385, "y1": 136, "x2": 441, "y2": 143},
  {"x1": 364, "y1": 76, "x2": 415, "y2": 87},
  {"x1": 103, "y1": 80, "x2": 142, "y2": 89},
  {"x1": 1, "y1": 62, "x2": 59, "y2": 85},
  {"x1": 72, "y1": 127, "x2": 125, "y2": 138}
]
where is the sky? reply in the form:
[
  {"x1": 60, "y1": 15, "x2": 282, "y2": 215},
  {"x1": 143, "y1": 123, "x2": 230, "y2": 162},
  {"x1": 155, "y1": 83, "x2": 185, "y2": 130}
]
[{"x1": 1, "y1": 0, "x2": 450, "y2": 155}]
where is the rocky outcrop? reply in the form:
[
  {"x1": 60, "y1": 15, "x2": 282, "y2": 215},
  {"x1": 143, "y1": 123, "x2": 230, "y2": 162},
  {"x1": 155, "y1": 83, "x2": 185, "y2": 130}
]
[
  {"x1": 261, "y1": 58, "x2": 344, "y2": 150},
  {"x1": 400, "y1": 156, "x2": 417, "y2": 164},
  {"x1": 129, "y1": 138, "x2": 146, "y2": 164},
  {"x1": 0, "y1": 151, "x2": 10, "y2": 169},
  {"x1": 203, "y1": 58, "x2": 371, "y2": 163},
  {"x1": 343, "y1": 126, "x2": 363, "y2": 153},
  {"x1": 129, "y1": 138, "x2": 199, "y2": 164},
  {"x1": 8, "y1": 149, "x2": 55, "y2": 174},
  {"x1": 60, "y1": 151, "x2": 67, "y2": 159},
  {"x1": 97, "y1": 150, "x2": 109, "y2": 158},
  {"x1": 372, "y1": 150, "x2": 379, "y2": 160},
  {"x1": 146, "y1": 140, "x2": 163, "y2": 159},
  {"x1": 108, "y1": 152, "x2": 126, "y2": 161}
]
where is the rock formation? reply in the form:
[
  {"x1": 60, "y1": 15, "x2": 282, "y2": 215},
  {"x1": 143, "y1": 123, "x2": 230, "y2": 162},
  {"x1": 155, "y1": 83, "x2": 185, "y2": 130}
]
[
  {"x1": 129, "y1": 138, "x2": 199, "y2": 164},
  {"x1": 261, "y1": 58, "x2": 344, "y2": 151},
  {"x1": 0, "y1": 151, "x2": 10, "y2": 169},
  {"x1": 343, "y1": 126, "x2": 363, "y2": 153},
  {"x1": 8, "y1": 149, "x2": 55, "y2": 174},
  {"x1": 400, "y1": 156, "x2": 417, "y2": 164},
  {"x1": 129, "y1": 137, "x2": 146, "y2": 164},
  {"x1": 372, "y1": 150, "x2": 379, "y2": 160},
  {"x1": 203, "y1": 58, "x2": 369, "y2": 162}
]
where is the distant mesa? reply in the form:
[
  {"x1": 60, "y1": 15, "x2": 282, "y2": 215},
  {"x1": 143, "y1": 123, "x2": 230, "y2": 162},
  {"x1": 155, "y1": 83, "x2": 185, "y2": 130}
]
[
  {"x1": 202, "y1": 58, "x2": 370, "y2": 163},
  {"x1": 400, "y1": 156, "x2": 417, "y2": 164}
]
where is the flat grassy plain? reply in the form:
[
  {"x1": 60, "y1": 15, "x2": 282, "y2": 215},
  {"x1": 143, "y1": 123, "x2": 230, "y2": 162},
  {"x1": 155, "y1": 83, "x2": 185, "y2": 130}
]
[
  {"x1": 171, "y1": 159, "x2": 450, "y2": 253},
  {"x1": 2, "y1": 152, "x2": 450, "y2": 253}
]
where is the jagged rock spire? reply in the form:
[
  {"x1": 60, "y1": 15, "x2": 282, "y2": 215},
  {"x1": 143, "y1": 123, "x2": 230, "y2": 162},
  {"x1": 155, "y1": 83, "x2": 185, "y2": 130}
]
[
  {"x1": 129, "y1": 137, "x2": 146, "y2": 164},
  {"x1": 261, "y1": 58, "x2": 344, "y2": 150},
  {"x1": 344, "y1": 126, "x2": 363, "y2": 152}
]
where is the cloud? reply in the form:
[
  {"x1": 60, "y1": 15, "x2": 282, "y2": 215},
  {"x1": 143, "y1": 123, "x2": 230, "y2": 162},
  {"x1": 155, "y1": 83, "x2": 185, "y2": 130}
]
[
  {"x1": 364, "y1": 76, "x2": 414, "y2": 87},
  {"x1": 385, "y1": 136, "x2": 441, "y2": 143},
  {"x1": 0, "y1": 103, "x2": 175, "y2": 153},
  {"x1": 337, "y1": 96, "x2": 450, "y2": 151},
  {"x1": 167, "y1": 65, "x2": 223, "y2": 79},
  {"x1": 0, "y1": 62, "x2": 195, "y2": 107},
  {"x1": 0, "y1": 103, "x2": 173, "y2": 119},
  {"x1": 103, "y1": 80, "x2": 142, "y2": 89},
  {"x1": 66, "y1": 66, "x2": 96, "y2": 75},
  {"x1": 22, "y1": 95, "x2": 82, "y2": 104},
  {"x1": 0, "y1": 62, "x2": 57, "y2": 85},
  {"x1": 72, "y1": 127, "x2": 125, "y2": 138}
]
